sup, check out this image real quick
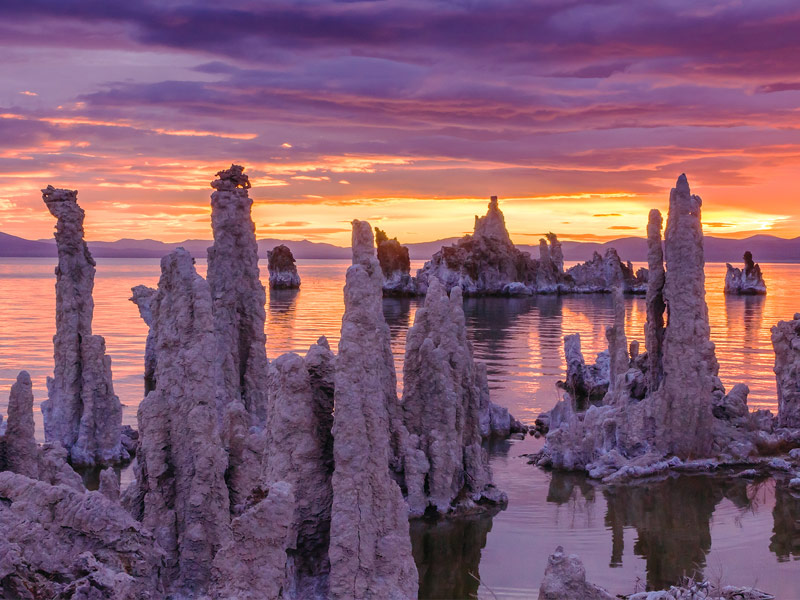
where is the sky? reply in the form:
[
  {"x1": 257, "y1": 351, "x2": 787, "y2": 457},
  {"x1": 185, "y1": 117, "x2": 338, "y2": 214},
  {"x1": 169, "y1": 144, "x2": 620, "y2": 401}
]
[{"x1": 1, "y1": 0, "x2": 799, "y2": 246}]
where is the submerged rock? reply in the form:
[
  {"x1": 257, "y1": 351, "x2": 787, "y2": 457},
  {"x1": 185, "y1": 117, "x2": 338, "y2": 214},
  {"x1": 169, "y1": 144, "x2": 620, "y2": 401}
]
[
  {"x1": 401, "y1": 277, "x2": 503, "y2": 515},
  {"x1": 772, "y1": 314, "x2": 800, "y2": 428},
  {"x1": 328, "y1": 220, "x2": 419, "y2": 600},
  {"x1": 268, "y1": 244, "x2": 302, "y2": 289},
  {"x1": 208, "y1": 164, "x2": 270, "y2": 424},
  {"x1": 41, "y1": 185, "x2": 125, "y2": 467},
  {"x1": 725, "y1": 251, "x2": 767, "y2": 295},
  {"x1": 377, "y1": 227, "x2": 417, "y2": 296},
  {"x1": 1, "y1": 372, "x2": 38, "y2": 478},
  {"x1": 126, "y1": 248, "x2": 232, "y2": 596}
]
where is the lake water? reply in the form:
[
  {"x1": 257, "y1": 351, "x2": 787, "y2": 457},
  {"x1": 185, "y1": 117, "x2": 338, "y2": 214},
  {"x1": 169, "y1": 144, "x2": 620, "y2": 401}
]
[{"x1": 0, "y1": 258, "x2": 798, "y2": 598}]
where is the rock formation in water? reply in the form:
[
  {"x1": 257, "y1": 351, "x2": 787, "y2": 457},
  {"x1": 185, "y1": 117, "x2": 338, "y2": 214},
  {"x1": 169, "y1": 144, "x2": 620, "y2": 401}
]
[
  {"x1": 125, "y1": 248, "x2": 232, "y2": 596},
  {"x1": 475, "y1": 361, "x2": 528, "y2": 438},
  {"x1": 328, "y1": 220, "x2": 419, "y2": 600},
  {"x1": 268, "y1": 244, "x2": 302, "y2": 289},
  {"x1": 725, "y1": 251, "x2": 767, "y2": 295},
  {"x1": 0, "y1": 372, "x2": 38, "y2": 479},
  {"x1": 772, "y1": 314, "x2": 800, "y2": 428},
  {"x1": 130, "y1": 285, "x2": 157, "y2": 394},
  {"x1": 538, "y1": 546, "x2": 773, "y2": 600},
  {"x1": 533, "y1": 175, "x2": 792, "y2": 481},
  {"x1": 208, "y1": 165, "x2": 270, "y2": 424},
  {"x1": 376, "y1": 227, "x2": 417, "y2": 296},
  {"x1": 401, "y1": 277, "x2": 504, "y2": 515},
  {"x1": 556, "y1": 334, "x2": 610, "y2": 410},
  {"x1": 40, "y1": 185, "x2": 125, "y2": 467},
  {"x1": 0, "y1": 470, "x2": 164, "y2": 599},
  {"x1": 263, "y1": 349, "x2": 334, "y2": 597},
  {"x1": 415, "y1": 196, "x2": 644, "y2": 296}
]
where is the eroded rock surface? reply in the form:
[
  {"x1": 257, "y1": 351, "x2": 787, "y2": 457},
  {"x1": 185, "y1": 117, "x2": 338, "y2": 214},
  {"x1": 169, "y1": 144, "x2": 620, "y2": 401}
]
[
  {"x1": 125, "y1": 248, "x2": 231, "y2": 596},
  {"x1": 268, "y1": 244, "x2": 302, "y2": 289},
  {"x1": 328, "y1": 220, "x2": 419, "y2": 600},
  {"x1": 41, "y1": 185, "x2": 124, "y2": 467},
  {"x1": 772, "y1": 314, "x2": 800, "y2": 428},
  {"x1": 725, "y1": 251, "x2": 767, "y2": 295},
  {"x1": 401, "y1": 277, "x2": 503, "y2": 515},
  {"x1": 376, "y1": 227, "x2": 417, "y2": 296},
  {"x1": 130, "y1": 285, "x2": 157, "y2": 394},
  {"x1": 1, "y1": 372, "x2": 38, "y2": 478},
  {"x1": 538, "y1": 546, "x2": 614, "y2": 600},
  {"x1": 208, "y1": 165, "x2": 270, "y2": 424},
  {"x1": 556, "y1": 334, "x2": 609, "y2": 410}
]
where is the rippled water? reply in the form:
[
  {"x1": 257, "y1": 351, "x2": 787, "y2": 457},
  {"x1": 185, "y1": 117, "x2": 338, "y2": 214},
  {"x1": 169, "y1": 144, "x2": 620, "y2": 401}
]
[{"x1": 0, "y1": 258, "x2": 798, "y2": 598}]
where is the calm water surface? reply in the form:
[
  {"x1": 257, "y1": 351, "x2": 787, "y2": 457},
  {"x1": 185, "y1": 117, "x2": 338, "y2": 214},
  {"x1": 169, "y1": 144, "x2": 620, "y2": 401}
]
[{"x1": 0, "y1": 258, "x2": 798, "y2": 598}]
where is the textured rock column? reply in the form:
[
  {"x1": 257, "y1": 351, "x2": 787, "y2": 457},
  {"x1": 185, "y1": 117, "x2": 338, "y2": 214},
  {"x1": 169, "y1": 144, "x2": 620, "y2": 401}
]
[
  {"x1": 207, "y1": 165, "x2": 269, "y2": 424},
  {"x1": 2, "y1": 371, "x2": 38, "y2": 478},
  {"x1": 772, "y1": 314, "x2": 800, "y2": 428},
  {"x1": 41, "y1": 185, "x2": 123, "y2": 467},
  {"x1": 130, "y1": 285, "x2": 157, "y2": 394},
  {"x1": 657, "y1": 175, "x2": 718, "y2": 458},
  {"x1": 328, "y1": 220, "x2": 419, "y2": 600},
  {"x1": 401, "y1": 277, "x2": 495, "y2": 514},
  {"x1": 128, "y1": 248, "x2": 231, "y2": 596},
  {"x1": 605, "y1": 287, "x2": 628, "y2": 397},
  {"x1": 645, "y1": 209, "x2": 666, "y2": 393}
]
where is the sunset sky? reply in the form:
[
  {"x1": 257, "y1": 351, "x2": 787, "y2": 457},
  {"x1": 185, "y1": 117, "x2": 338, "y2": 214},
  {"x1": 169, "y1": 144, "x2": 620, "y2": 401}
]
[{"x1": 1, "y1": 0, "x2": 799, "y2": 245}]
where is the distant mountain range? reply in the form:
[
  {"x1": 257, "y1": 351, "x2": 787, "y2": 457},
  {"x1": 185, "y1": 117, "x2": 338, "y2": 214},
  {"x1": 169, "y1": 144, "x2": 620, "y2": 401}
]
[{"x1": 1, "y1": 231, "x2": 799, "y2": 263}]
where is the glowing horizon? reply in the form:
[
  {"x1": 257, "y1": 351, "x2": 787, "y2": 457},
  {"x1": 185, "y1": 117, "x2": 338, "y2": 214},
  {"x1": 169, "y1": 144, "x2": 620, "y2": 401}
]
[{"x1": 1, "y1": 1, "x2": 799, "y2": 246}]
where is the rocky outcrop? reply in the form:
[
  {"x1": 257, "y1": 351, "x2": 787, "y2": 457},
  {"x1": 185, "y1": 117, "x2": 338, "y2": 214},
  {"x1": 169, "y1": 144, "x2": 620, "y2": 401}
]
[
  {"x1": 556, "y1": 334, "x2": 609, "y2": 410},
  {"x1": 126, "y1": 248, "x2": 232, "y2": 596},
  {"x1": 533, "y1": 175, "x2": 781, "y2": 480},
  {"x1": 0, "y1": 471, "x2": 163, "y2": 599},
  {"x1": 401, "y1": 277, "x2": 503, "y2": 515},
  {"x1": 538, "y1": 546, "x2": 773, "y2": 600},
  {"x1": 40, "y1": 185, "x2": 125, "y2": 467},
  {"x1": 263, "y1": 350, "x2": 334, "y2": 597},
  {"x1": 130, "y1": 285, "x2": 157, "y2": 394},
  {"x1": 416, "y1": 196, "x2": 643, "y2": 296},
  {"x1": 377, "y1": 227, "x2": 417, "y2": 296},
  {"x1": 476, "y1": 361, "x2": 527, "y2": 438},
  {"x1": 328, "y1": 220, "x2": 419, "y2": 600},
  {"x1": 538, "y1": 546, "x2": 614, "y2": 600},
  {"x1": 772, "y1": 314, "x2": 800, "y2": 428},
  {"x1": 725, "y1": 251, "x2": 767, "y2": 295},
  {"x1": 208, "y1": 164, "x2": 270, "y2": 424},
  {"x1": 0, "y1": 372, "x2": 38, "y2": 478},
  {"x1": 268, "y1": 244, "x2": 301, "y2": 289}
]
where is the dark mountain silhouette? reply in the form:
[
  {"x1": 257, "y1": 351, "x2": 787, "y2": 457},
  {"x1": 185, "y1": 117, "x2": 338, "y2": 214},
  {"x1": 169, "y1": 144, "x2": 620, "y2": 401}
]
[{"x1": 3, "y1": 231, "x2": 799, "y2": 263}]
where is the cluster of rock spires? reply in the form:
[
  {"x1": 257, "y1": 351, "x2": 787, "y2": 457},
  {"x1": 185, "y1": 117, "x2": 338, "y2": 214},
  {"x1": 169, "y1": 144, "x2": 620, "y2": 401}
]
[
  {"x1": 378, "y1": 195, "x2": 647, "y2": 297},
  {"x1": 533, "y1": 175, "x2": 800, "y2": 485},
  {"x1": 725, "y1": 251, "x2": 767, "y2": 295},
  {"x1": 0, "y1": 165, "x2": 525, "y2": 599}
]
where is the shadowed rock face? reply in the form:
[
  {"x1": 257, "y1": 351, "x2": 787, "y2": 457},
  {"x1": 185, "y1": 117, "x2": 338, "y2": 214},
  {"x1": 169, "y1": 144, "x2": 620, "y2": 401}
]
[
  {"x1": 40, "y1": 185, "x2": 124, "y2": 467},
  {"x1": 268, "y1": 244, "x2": 302, "y2": 289},
  {"x1": 0, "y1": 471, "x2": 164, "y2": 599},
  {"x1": 645, "y1": 208, "x2": 666, "y2": 393},
  {"x1": 126, "y1": 248, "x2": 232, "y2": 596},
  {"x1": 328, "y1": 220, "x2": 419, "y2": 600},
  {"x1": 557, "y1": 334, "x2": 610, "y2": 410},
  {"x1": 401, "y1": 277, "x2": 502, "y2": 515},
  {"x1": 772, "y1": 314, "x2": 800, "y2": 428},
  {"x1": 725, "y1": 251, "x2": 767, "y2": 295},
  {"x1": 208, "y1": 165, "x2": 269, "y2": 425},
  {"x1": 130, "y1": 285, "x2": 157, "y2": 394},
  {"x1": 0, "y1": 372, "x2": 38, "y2": 479},
  {"x1": 538, "y1": 546, "x2": 614, "y2": 600},
  {"x1": 376, "y1": 228, "x2": 417, "y2": 296}
]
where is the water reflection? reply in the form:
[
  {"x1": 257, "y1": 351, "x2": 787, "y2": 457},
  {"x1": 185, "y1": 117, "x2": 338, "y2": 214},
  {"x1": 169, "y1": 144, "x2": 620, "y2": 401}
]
[
  {"x1": 770, "y1": 478, "x2": 800, "y2": 562},
  {"x1": 412, "y1": 509, "x2": 499, "y2": 600}
]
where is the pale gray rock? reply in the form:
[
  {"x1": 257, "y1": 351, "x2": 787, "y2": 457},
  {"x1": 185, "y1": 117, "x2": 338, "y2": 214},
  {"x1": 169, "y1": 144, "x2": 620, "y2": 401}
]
[
  {"x1": 725, "y1": 251, "x2": 767, "y2": 295},
  {"x1": 475, "y1": 361, "x2": 527, "y2": 438},
  {"x1": 263, "y1": 350, "x2": 334, "y2": 596},
  {"x1": 127, "y1": 248, "x2": 231, "y2": 596},
  {"x1": 1, "y1": 371, "x2": 38, "y2": 478},
  {"x1": 210, "y1": 481, "x2": 296, "y2": 600},
  {"x1": 36, "y1": 441, "x2": 84, "y2": 490},
  {"x1": 220, "y1": 400, "x2": 265, "y2": 516},
  {"x1": 207, "y1": 164, "x2": 269, "y2": 425},
  {"x1": 645, "y1": 208, "x2": 666, "y2": 393},
  {"x1": 0, "y1": 471, "x2": 163, "y2": 599},
  {"x1": 130, "y1": 285, "x2": 157, "y2": 394},
  {"x1": 605, "y1": 287, "x2": 629, "y2": 398},
  {"x1": 98, "y1": 466, "x2": 120, "y2": 502},
  {"x1": 565, "y1": 248, "x2": 646, "y2": 294},
  {"x1": 328, "y1": 220, "x2": 419, "y2": 600},
  {"x1": 401, "y1": 277, "x2": 500, "y2": 515},
  {"x1": 268, "y1": 244, "x2": 302, "y2": 289},
  {"x1": 538, "y1": 546, "x2": 614, "y2": 600},
  {"x1": 772, "y1": 313, "x2": 800, "y2": 428},
  {"x1": 41, "y1": 185, "x2": 124, "y2": 467},
  {"x1": 556, "y1": 334, "x2": 610, "y2": 409}
]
